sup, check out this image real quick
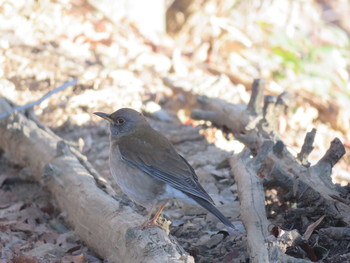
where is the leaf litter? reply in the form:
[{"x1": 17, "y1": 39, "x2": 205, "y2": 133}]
[{"x1": 0, "y1": 0, "x2": 350, "y2": 262}]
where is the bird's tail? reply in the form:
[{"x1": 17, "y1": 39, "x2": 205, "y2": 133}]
[{"x1": 189, "y1": 194, "x2": 234, "y2": 228}]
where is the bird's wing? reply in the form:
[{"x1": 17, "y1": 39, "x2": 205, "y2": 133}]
[{"x1": 118, "y1": 131, "x2": 214, "y2": 205}]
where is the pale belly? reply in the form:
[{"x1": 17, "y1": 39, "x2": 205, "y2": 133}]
[{"x1": 109, "y1": 145, "x2": 166, "y2": 209}]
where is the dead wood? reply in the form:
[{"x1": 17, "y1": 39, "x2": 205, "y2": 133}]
[
  {"x1": 297, "y1": 128, "x2": 316, "y2": 166},
  {"x1": 230, "y1": 145, "x2": 270, "y2": 263},
  {"x1": 231, "y1": 143, "x2": 311, "y2": 263},
  {"x1": 0, "y1": 97, "x2": 193, "y2": 263},
  {"x1": 267, "y1": 138, "x2": 349, "y2": 225},
  {"x1": 191, "y1": 78, "x2": 347, "y2": 262}
]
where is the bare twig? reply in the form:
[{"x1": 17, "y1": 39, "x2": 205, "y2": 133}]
[
  {"x1": 314, "y1": 137, "x2": 346, "y2": 168},
  {"x1": 297, "y1": 128, "x2": 316, "y2": 166},
  {"x1": 0, "y1": 78, "x2": 78, "y2": 119},
  {"x1": 247, "y1": 79, "x2": 265, "y2": 115}
]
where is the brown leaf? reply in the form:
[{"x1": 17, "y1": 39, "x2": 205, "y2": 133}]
[
  {"x1": 303, "y1": 215, "x2": 326, "y2": 240},
  {"x1": 61, "y1": 254, "x2": 87, "y2": 263},
  {"x1": 299, "y1": 242, "x2": 317, "y2": 262},
  {"x1": 11, "y1": 255, "x2": 39, "y2": 263},
  {"x1": 66, "y1": 245, "x2": 81, "y2": 254},
  {"x1": 40, "y1": 203, "x2": 55, "y2": 215},
  {"x1": 258, "y1": 172, "x2": 265, "y2": 178},
  {"x1": 270, "y1": 225, "x2": 281, "y2": 238}
]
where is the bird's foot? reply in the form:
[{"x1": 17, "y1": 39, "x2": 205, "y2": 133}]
[
  {"x1": 136, "y1": 219, "x2": 160, "y2": 230},
  {"x1": 136, "y1": 216, "x2": 171, "y2": 234}
]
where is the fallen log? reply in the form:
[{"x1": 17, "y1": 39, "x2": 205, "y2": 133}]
[{"x1": 0, "y1": 97, "x2": 193, "y2": 263}]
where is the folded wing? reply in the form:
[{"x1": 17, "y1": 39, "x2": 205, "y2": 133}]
[{"x1": 118, "y1": 130, "x2": 215, "y2": 205}]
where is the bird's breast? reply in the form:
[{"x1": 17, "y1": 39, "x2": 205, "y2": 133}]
[{"x1": 109, "y1": 143, "x2": 166, "y2": 209}]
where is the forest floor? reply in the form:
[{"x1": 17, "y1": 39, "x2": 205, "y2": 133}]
[{"x1": 1, "y1": 0, "x2": 350, "y2": 262}]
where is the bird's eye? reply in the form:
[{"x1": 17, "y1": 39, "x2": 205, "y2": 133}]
[{"x1": 116, "y1": 118, "x2": 125, "y2": 125}]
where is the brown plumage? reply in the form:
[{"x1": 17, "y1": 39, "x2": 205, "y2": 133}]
[{"x1": 94, "y1": 108, "x2": 233, "y2": 228}]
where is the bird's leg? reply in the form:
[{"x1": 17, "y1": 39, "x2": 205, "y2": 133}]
[
  {"x1": 138, "y1": 201, "x2": 168, "y2": 229},
  {"x1": 149, "y1": 201, "x2": 168, "y2": 225},
  {"x1": 138, "y1": 203, "x2": 156, "y2": 228}
]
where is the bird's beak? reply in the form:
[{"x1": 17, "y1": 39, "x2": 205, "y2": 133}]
[{"x1": 93, "y1": 112, "x2": 113, "y2": 123}]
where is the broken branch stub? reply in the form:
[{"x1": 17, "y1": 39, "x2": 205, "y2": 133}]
[
  {"x1": 297, "y1": 128, "x2": 316, "y2": 166},
  {"x1": 247, "y1": 79, "x2": 265, "y2": 116}
]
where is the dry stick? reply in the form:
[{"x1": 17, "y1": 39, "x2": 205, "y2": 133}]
[
  {"x1": 314, "y1": 137, "x2": 346, "y2": 168},
  {"x1": 0, "y1": 97, "x2": 193, "y2": 263},
  {"x1": 247, "y1": 79, "x2": 265, "y2": 115},
  {"x1": 310, "y1": 138, "x2": 346, "y2": 197},
  {"x1": 231, "y1": 143, "x2": 313, "y2": 263},
  {"x1": 190, "y1": 79, "x2": 262, "y2": 135},
  {"x1": 190, "y1": 80, "x2": 268, "y2": 150},
  {"x1": 191, "y1": 95, "x2": 248, "y2": 134},
  {"x1": 230, "y1": 143, "x2": 271, "y2": 263},
  {"x1": 0, "y1": 78, "x2": 78, "y2": 119},
  {"x1": 297, "y1": 128, "x2": 316, "y2": 166}
]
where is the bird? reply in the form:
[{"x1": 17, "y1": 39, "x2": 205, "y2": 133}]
[{"x1": 94, "y1": 108, "x2": 234, "y2": 229}]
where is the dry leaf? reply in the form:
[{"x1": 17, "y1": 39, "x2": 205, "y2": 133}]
[
  {"x1": 11, "y1": 255, "x2": 39, "y2": 263},
  {"x1": 303, "y1": 215, "x2": 326, "y2": 240},
  {"x1": 61, "y1": 254, "x2": 87, "y2": 263}
]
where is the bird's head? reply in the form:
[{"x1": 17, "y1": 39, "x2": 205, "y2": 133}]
[{"x1": 94, "y1": 108, "x2": 149, "y2": 139}]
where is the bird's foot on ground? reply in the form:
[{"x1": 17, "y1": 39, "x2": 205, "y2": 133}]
[
  {"x1": 136, "y1": 219, "x2": 160, "y2": 230},
  {"x1": 136, "y1": 216, "x2": 171, "y2": 234}
]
